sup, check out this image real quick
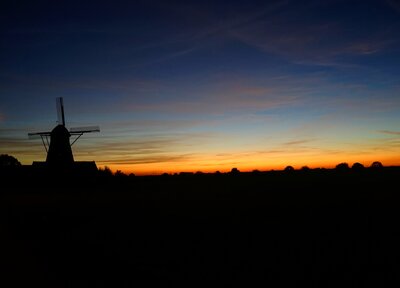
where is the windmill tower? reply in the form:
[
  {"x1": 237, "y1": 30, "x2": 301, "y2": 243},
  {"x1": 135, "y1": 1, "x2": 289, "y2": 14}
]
[{"x1": 28, "y1": 97, "x2": 100, "y2": 168}]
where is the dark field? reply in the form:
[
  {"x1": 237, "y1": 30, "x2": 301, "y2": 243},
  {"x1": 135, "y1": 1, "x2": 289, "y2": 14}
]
[{"x1": 1, "y1": 168, "x2": 399, "y2": 287}]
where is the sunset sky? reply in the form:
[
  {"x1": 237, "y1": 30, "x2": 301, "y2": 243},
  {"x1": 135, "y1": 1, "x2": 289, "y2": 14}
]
[{"x1": 1, "y1": 0, "x2": 400, "y2": 174}]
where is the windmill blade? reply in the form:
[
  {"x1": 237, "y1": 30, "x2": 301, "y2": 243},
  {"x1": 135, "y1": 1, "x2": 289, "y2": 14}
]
[
  {"x1": 56, "y1": 97, "x2": 66, "y2": 126},
  {"x1": 28, "y1": 132, "x2": 51, "y2": 151},
  {"x1": 69, "y1": 126, "x2": 100, "y2": 133},
  {"x1": 28, "y1": 131, "x2": 51, "y2": 139},
  {"x1": 28, "y1": 133, "x2": 43, "y2": 139}
]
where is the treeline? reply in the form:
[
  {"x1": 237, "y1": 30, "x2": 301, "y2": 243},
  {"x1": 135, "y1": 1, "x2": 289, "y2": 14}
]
[
  {"x1": 98, "y1": 161, "x2": 386, "y2": 177},
  {"x1": 0, "y1": 153, "x2": 390, "y2": 177}
]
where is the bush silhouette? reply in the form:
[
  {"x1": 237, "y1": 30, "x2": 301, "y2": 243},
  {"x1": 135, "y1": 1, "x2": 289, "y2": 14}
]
[{"x1": 0, "y1": 154, "x2": 21, "y2": 167}]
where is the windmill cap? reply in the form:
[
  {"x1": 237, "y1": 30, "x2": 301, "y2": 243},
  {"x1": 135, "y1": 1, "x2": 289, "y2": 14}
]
[{"x1": 51, "y1": 124, "x2": 71, "y2": 137}]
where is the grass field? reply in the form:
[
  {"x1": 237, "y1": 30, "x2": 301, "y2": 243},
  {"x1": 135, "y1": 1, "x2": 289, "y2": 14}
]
[{"x1": 1, "y1": 167, "x2": 399, "y2": 287}]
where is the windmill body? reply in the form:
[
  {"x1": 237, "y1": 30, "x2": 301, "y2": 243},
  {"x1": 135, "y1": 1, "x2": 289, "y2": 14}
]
[
  {"x1": 46, "y1": 124, "x2": 74, "y2": 166},
  {"x1": 28, "y1": 97, "x2": 99, "y2": 170}
]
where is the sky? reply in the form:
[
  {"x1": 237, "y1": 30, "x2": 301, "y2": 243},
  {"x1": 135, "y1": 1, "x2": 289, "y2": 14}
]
[{"x1": 1, "y1": 0, "x2": 400, "y2": 174}]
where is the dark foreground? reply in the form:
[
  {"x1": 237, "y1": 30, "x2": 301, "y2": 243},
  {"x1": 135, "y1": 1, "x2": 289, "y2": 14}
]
[{"x1": 1, "y1": 168, "x2": 399, "y2": 287}]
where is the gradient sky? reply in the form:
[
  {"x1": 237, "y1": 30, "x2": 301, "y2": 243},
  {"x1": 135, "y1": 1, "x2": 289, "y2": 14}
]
[{"x1": 1, "y1": 0, "x2": 400, "y2": 174}]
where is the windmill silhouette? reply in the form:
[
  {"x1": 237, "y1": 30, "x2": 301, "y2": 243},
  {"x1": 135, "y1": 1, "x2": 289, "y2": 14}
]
[{"x1": 28, "y1": 97, "x2": 100, "y2": 168}]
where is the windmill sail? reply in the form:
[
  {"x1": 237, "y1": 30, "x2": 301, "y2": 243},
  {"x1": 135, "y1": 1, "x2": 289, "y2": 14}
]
[
  {"x1": 70, "y1": 126, "x2": 100, "y2": 133},
  {"x1": 69, "y1": 126, "x2": 100, "y2": 146},
  {"x1": 56, "y1": 97, "x2": 66, "y2": 126},
  {"x1": 28, "y1": 131, "x2": 51, "y2": 138}
]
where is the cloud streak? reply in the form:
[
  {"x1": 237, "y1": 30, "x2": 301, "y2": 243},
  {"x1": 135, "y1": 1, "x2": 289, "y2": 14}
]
[
  {"x1": 283, "y1": 139, "x2": 314, "y2": 146},
  {"x1": 210, "y1": 1, "x2": 399, "y2": 67},
  {"x1": 378, "y1": 130, "x2": 400, "y2": 136}
]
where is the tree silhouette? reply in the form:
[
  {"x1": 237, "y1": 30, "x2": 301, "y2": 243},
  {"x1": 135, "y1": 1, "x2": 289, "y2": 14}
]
[
  {"x1": 0, "y1": 154, "x2": 21, "y2": 167},
  {"x1": 335, "y1": 162, "x2": 349, "y2": 171},
  {"x1": 351, "y1": 162, "x2": 364, "y2": 170},
  {"x1": 370, "y1": 161, "x2": 383, "y2": 169},
  {"x1": 115, "y1": 170, "x2": 127, "y2": 177},
  {"x1": 284, "y1": 165, "x2": 294, "y2": 172},
  {"x1": 98, "y1": 166, "x2": 113, "y2": 176}
]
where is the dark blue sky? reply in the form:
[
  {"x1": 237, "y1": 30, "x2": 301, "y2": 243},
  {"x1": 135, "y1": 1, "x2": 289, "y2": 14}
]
[{"x1": 1, "y1": 0, "x2": 400, "y2": 173}]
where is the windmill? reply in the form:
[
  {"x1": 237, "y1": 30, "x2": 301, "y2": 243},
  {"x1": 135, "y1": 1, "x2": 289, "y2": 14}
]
[{"x1": 28, "y1": 97, "x2": 100, "y2": 168}]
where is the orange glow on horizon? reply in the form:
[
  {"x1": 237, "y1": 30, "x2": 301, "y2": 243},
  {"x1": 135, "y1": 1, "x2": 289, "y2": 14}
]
[{"x1": 98, "y1": 154, "x2": 400, "y2": 176}]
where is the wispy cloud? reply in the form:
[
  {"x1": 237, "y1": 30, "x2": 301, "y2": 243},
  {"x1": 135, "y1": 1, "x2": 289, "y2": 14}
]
[
  {"x1": 0, "y1": 72, "x2": 165, "y2": 95},
  {"x1": 211, "y1": 1, "x2": 397, "y2": 67},
  {"x1": 0, "y1": 126, "x2": 36, "y2": 135},
  {"x1": 97, "y1": 154, "x2": 195, "y2": 165},
  {"x1": 0, "y1": 137, "x2": 43, "y2": 158},
  {"x1": 230, "y1": 21, "x2": 389, "y2": 65},
  {"x1": 72, "y1": 131, "x2": 220, "y2": 165},
  {"x1": 117, "y1": 74, "x2": 307, "y2": 116},
  {"x1": 124, "y1": 94, "x2": 299, "y2": 115},
  {"x1": 283, "y1": 139, "x2": 314, "y2": 145},
  {"x1": 73, "y1": 70, "x2": 400, "y2": 122},
  {"x1": 378, "y1": 130, "x2": 400, "y2": 136}
]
